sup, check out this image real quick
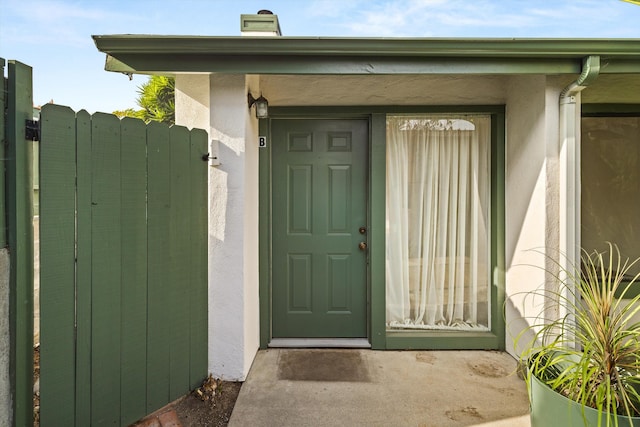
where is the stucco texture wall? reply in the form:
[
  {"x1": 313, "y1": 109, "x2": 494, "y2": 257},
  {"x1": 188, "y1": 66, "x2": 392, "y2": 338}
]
[
  {"x1": 176, "y1": 73, "x2": 262, "y2": 381},
  {"x1": 504, "y1": 75, "x2": 556, "y2": 356},
  {"x1": 206, "y1": 74, "x2": 261, "y2": 381}
]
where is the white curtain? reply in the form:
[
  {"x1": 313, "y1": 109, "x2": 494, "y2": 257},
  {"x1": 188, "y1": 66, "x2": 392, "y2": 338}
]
[{"x1": 386, "y1": 115, "x2": 490, "y2": 331}]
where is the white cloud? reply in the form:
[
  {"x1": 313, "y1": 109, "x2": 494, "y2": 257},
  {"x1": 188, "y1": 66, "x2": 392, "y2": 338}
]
[
  {"x1": 2, "y1": 0, "x2": 140, "y2": 46},
  {"x1": 341, "y1": 0, "x2": 525, "y2": 37},
  {"x1": 304, "y1": 0, "x2": 365, "y2": 18},
  {"x1": 7, "y1": 0, "x2": 127, "y2": 24},
  {"x1": 338, "y1": 0, "x2": 640, "y2": 37}
]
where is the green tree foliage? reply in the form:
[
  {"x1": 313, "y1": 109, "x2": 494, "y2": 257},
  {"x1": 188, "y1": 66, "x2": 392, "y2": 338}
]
[
  {"x1": 113, "y1": 75, "x2": 175, "y2": 125},
  {"x1": 112, "y1": 107, "x2": 144, "y2": 121}
]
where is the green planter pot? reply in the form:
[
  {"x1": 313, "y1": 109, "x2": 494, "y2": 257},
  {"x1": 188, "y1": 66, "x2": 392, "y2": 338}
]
[{"x1": 530, "y1": 374, "x2": 640, "y2": 427}]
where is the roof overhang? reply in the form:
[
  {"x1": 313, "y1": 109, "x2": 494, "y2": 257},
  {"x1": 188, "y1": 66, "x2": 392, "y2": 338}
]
[{"x1": 92, "y1": 36, "x2": 640, "y2": 76}]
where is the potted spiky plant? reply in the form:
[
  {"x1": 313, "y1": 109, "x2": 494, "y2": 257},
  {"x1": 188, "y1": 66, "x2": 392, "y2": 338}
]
[{"x1": 517, "y1": 244, "x2": 640, "y2": 426}]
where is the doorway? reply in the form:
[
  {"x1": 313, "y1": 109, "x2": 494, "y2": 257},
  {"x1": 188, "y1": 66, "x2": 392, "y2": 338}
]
[{"x1": 270, "y1": 119, "x2": 369, "y2": 339}]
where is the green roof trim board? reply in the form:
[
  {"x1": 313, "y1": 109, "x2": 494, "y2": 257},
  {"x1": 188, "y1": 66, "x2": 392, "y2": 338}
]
[{"x1": 92, "y1": 36, "x2": 640, "y2": 75}]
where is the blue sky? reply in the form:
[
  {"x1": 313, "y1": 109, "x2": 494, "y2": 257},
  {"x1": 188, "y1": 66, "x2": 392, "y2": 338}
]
[{"x1": 2, "y1": 0, "x2": 640, "y2": 114}]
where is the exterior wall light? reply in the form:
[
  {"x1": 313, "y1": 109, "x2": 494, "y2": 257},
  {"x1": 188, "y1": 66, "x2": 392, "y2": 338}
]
[{"x1": 248, "y1": 93, "x2": 269, "y2": 119}]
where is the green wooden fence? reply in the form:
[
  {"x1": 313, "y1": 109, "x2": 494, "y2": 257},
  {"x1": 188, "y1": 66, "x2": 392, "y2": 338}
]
[
  {"x1": 3, "y1": 58, "x2": 36, "y2": 427},
  {"x1": 39, "y1": 104, "x2": 208, "y2": 426}
]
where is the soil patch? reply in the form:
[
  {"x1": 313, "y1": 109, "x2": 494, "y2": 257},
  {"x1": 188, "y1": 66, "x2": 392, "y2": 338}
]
[{"x1": 174, "y1": 376, "x2": 242, "y2": 427}]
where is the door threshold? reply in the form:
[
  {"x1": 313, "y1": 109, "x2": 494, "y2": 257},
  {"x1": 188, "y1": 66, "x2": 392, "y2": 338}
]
[{"x1": 268, "y1": 338, "x2": 371, "y2": 348}]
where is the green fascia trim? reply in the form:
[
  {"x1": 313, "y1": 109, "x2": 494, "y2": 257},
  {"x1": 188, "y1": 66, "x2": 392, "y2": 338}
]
[
  {"x1": 104, "y1": 55, "x2": 175, "y2": 77},
  {"x1": 602, "y1": 58, "x2": 640, "y2": 73},
  {"x1": 93, "y1": 36, "x2": 640, "y2": 57},
  {"x1": 582, "y1": 103, "x2": 640, "y2": 116},
  {"x1": 92, "y1": 36, "x2": 640, "y2": 76},
  {"x1": 104, "y1": 55, "x2": 136, "y2": 74},
  {"x1": 100, "y1": 54, "x2": 583, "y2": 76}
]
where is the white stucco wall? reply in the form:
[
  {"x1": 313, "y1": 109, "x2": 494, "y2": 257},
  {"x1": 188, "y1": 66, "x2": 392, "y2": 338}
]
[
  {"x1": 0, "y1": 249, "x2": 11, "y2": 427},
  {"x1": 208, "y1": 74, "x2": 260, "y2": 381},
  {"x1": 175, "y1": 74, "x2": 210, "y2": 130},
  {"x1": 243, "y1": 74, "x2": 261, "y2": 377},
  {"x1": 177, "y1": 73, "x2": 261, "y2": 381},
  {"x1": 504, "y1": 75, "x2": 561, "y2": 357}
]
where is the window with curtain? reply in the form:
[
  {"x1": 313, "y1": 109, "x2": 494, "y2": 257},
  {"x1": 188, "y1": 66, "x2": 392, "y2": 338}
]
[{"x1": 386, "y1": 114, "x2": 491, "y2": 331}]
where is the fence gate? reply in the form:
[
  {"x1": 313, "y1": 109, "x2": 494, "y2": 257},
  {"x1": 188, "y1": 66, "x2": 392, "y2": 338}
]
[{"x1": 38, "y1": 104, "x2": 208, "y2": 426}]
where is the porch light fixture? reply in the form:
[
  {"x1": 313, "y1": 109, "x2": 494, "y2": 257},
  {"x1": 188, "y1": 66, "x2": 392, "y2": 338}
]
[{"x1": 248, "y1": 93, "x2": 269, "y2": 119}]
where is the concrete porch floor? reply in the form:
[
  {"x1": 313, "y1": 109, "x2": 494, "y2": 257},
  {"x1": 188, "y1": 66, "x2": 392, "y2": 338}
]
[{"x1": 229, "y1": 349, "x2": 531, "y2": 427}]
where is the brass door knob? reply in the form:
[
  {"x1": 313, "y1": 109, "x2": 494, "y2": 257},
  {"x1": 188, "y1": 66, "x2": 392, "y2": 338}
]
[{"x1": 358, "y1": 242, "x2": 367, "y2": 251}]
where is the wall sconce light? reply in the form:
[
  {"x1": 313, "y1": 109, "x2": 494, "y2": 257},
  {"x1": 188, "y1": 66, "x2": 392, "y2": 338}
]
[{"x1": 248, "y1": 93, "x2": 269, "y2": 119}]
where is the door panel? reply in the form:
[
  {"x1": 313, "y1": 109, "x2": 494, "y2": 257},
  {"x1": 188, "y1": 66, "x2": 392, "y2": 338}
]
[{"x1": 272, "y1": 119, "x2": 368, "y2": 338}]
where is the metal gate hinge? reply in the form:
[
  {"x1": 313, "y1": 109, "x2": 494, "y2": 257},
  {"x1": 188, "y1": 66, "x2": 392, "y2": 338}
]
[{"x1": 25, "y1": 119, "x2": 39, "y2": 141}]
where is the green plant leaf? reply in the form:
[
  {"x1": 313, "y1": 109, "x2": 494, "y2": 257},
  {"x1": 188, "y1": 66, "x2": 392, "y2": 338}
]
[{"x1": 517, "y1": 243, "x2": 640, "y2": 424}]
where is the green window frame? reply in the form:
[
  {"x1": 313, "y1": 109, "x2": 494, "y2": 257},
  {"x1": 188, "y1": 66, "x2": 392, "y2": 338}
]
[{"x1": 581, "y1": 104, "x2": 640, "y2": 300}]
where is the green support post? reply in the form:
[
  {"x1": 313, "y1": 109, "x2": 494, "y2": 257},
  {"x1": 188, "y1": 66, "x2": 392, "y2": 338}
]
[
  {"x1": 7, "y1": 60, "x2": 34, "y2": 427},
  {"x1": 0, "y1": 58, "x2": 7, "y2": 247}
]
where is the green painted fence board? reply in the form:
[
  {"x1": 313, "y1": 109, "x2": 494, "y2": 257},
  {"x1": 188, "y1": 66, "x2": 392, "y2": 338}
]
[
  {"x1": 37, "y1": 107, "x2": 208, "y2": 426},
  {"x1": 74, "y1": 109, "x2": 93, "y2": 426},
  {"x1": 0, "y1": 59, "x2": 6, "y2": 247},
  {"x1": 119, "y1": 117, "x2": 148, "y2": 426},
  {"x1": 39, "y1": 104, "x2": 77, "y2": 426},
  {"x1": 146, "y1": 121, "x2": 172, "y2": 412},
  {"x1": 90, "y1": 113, "x2": 122, "y2": 425},
  {"x1": 189, "y1": 129, "x2": 208, "y2": 388},
  {"x1": 7, "y1": 60, "x2": 34, "y2": 427},
  {"x1": 169, "y1": 126, "x2": 191, "y2": 400}
]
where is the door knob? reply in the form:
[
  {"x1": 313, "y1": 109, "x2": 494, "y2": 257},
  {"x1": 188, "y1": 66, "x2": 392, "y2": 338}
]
[{"x1": 358, "y1": 242, "x2": 367, "y2": 251}]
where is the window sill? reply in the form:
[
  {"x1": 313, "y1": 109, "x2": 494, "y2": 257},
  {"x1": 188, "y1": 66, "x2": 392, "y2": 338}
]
[{"x1": 385, "y1": 330, "x2": 502, "y2": 350}]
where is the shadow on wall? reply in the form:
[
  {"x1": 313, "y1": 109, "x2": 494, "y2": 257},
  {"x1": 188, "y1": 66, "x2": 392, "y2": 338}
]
[
  {"x1": 505, "y1": 113, "x2": 547, "y2": 268},
  {"x1": 505, "y1": 288, "x2": 543, "y2": 358}
]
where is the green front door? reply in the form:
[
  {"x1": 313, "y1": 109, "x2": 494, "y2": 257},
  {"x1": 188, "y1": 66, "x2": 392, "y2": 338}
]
[{"x1": 271, "y1": 119, "x2": 368, "y2": 338}]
